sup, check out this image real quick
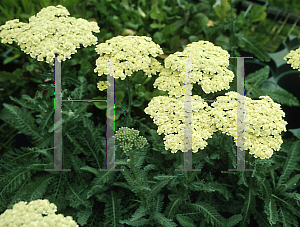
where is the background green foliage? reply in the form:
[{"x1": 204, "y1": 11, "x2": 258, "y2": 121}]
[{"x1": 267, "y1": 0, "x2": 300, "y2": 15}]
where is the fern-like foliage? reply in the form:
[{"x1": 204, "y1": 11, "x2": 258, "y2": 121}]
[
  {"x1": 278, "y1": 140, "x2": 300, "y2": 186},
  {"x1": 102, "y1": 190, "x2": 126, "y2": 227},
  {"x1": 245, "y1": 65, "x2": 299, "y2": 106},
  {"x1": 236, "y1": 32, "x2": 271, "y2": 62},
  {"x1": 3, "y1": 103, "x2": 43, "y2": 143},
  {"x1": 187, "y1": 201, "x2": 226, "y2": 227},
  {"x1": 240, "y1": 187, "x2": 257, "y2": 227},
  {"x1": 152, "y1": 212, "x2": 177, "y2": 227},
  {"x1": 245, "y1": 65, "x2": 270, "y2": 87},
  {"x1": 21, "y1": 176, "x2": 54, "y2": 202},
  {"x1": 176, "y1": 215, "x2": 196, "y2": 227},
  {"x1": 261, "y1": 89, "x2": 300, "y2": 107}
]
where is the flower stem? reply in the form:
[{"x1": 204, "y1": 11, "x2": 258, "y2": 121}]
[{"x1": 127, "y1": 76, "x2": 132, "y2": 127}]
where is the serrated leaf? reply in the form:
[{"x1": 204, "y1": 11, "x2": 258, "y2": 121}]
[
  {"x1": 225, "y1": 214, "x2": 243, "y2": 227},
  {"x1": 281, "y1": 174, "x2": 300, "y2": 193},
  {"x1": 245, "y1": 65, "x2": 269, "y2": 86},
  {"x1": 236, "y1": 32, "x2": 270, "y2": 62},
  {"x1": 3, "y1": 103, "x2": 42, "y2": 142},
  {"x1": 259, "y1": 89, "x2": 300, "y2": 107},
  {"x1": 76, "y1": 208, "x2": 93, "y2": 226},
  {"x1": 266, "y1": 199, "x2": 278, "y2": 225},
  {"x1": 80, "y1": 166, "x2": 99, "y2": 176},
  {"x1": 177, "y1": 215, "x2": 196, "y2": 227}
]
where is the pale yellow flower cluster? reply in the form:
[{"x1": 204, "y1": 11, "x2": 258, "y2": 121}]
[
  {"x1": 284, "y1": 47, "x2": 300, "y2": 72},
  {"x1": 0, "y1": 199, "x2": 78, "y2": 227},
  {"x1": 144, "y1": 95, "x2": 218, "y2": 153},
  {"x1": 144, "y1": 40, "x2": 287, "y2": 159},
  {"x1": 115, "y1": 127, "x2": 148, "y2": 153},
  {"x1": 153, "y1": 40, "x2": 234, "y2": 97},
  {"x1": 210, "y1": 91, "x2": 287, "y2": 159},
  {"x1": 0, "y1": 5, "x2": 100, "y2": 66},
  {"x1": 97, "y1": 80, "x2": 111, "y2": 91},
  {"x1": 94, "y1": 36, "x2": 164, "y2": 80}
]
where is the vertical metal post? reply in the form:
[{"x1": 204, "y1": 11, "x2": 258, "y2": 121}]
[
  {"x1": 99, "y1": 57, "x2": 122, "y2": 171},
  {"x1": 46, "y1": 56, "x2": 71, "y2": 172},
  {"x1": 228, "y1": 57, "x2": 253, "y2": 172}
]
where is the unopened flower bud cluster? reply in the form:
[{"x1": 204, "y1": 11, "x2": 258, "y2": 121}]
[
  {"x1": 97, "y1": 81, "x2": 111, "y2": 91},
  {"x1": 115, "y1": 127, "x2": 148, "y2": 153},
  {"x1": 284, "y1": 47, "x2": 300, "y2": 72},
  {"x1": 210, "y1": 91, "x2": 287, "y2": 159},
  {"x1": 0, "y1": 5, "x2": 100, "y2": 66},
  {"x1": 0, "y1": 199, "x2": 78, "y2": 227},
  {"x1": 94, "y1": 36, "x2": 164, "y2": 80},
  {"x1": 153, "y1": 40, "x2": 234, "y2": 97}
]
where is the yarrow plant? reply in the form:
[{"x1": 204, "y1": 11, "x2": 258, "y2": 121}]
[
  {"x1": 145, "y1": 40, "x2": 287, "y2": 159},
  {"x1": 0, "y1": 4, "x2": 298, "y2": 227},
  {"x1": 144, "y1": 95, "x2": 218, "y2": 154},
  {"x1": 0, "y1": 199, "x2": 78, "y2": 227},
  {"x1": 0, "y1": 5, "x2": 100, "y2": 65},
  {"x1": 153, "y1": 40, "x2": 235, "y2": 97},
  {"x1": 284, "y1": 47, "x2": 300, "y2": 73},
  {"x1": 210, "y1": 91, "x2": 287, "y2": 159},
  {"x1": 94, "y1": 35, "x2": 164, "y2": 80},
  {"x1": 0, "y1": 5, "x2": 288, "y2": 162},
  {"x1": 94, "y1": 35, "x2": 165, "y2": 126}
]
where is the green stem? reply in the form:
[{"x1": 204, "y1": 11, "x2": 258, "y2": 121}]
[
  {"x1": 272, "y1": 194, "x2": 293, "y2": 207},
  {"x1": 37, "y1": 60, "x2": 47, "y2": 72},
  {"x1": 114, "y1": 78, "x2": 132, "y2": 113},
  {"x1": 230, "y1": 0, "x2": 238, "y2": 57},
  {"x1": 127, "y1": 76, "x2": 132, "y2": 127},
  {"x1": 115, "y1": 99, "x2": 127, "y2": 113}
]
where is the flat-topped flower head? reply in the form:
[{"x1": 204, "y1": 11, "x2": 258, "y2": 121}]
[
  {"x1": 94, "y1": 36, "x2": 164, "y2": 80},
  {"x1": 0, "y1": 5, "x2": 100, "y2": 66},
  {"x1": 284, "y1": 47, "x2": 300, "y2": 73},
  {"x1": 210, "y1": 91, "x2": 287, "y2": 159},
  {"x1": 0, "y1": 199, "x2": 78, "y2": 226},
  {"x1": 144, "y1": 95, "x2": 217, "y2": 154},
  {"x1": 154, "y1": 40, "x2": 234, "y2": 97}
]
